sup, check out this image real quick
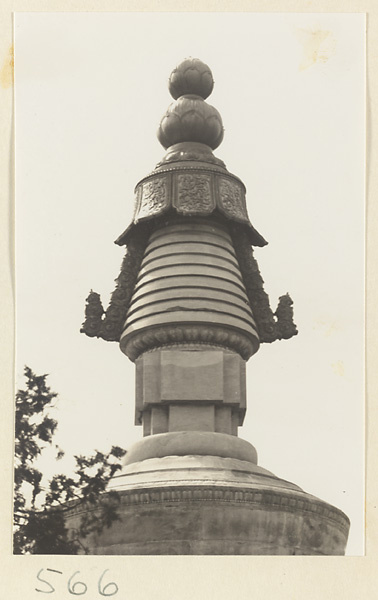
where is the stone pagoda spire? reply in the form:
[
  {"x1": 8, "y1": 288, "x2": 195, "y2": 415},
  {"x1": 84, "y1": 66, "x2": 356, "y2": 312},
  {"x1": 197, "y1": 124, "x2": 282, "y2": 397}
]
[{"x1": 78, "y1": 59, "x2": 349, "y2": 555}]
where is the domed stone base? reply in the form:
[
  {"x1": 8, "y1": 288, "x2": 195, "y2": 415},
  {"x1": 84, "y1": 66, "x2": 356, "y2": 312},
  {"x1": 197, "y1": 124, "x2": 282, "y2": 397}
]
[{"x1": 66, "y1": 433, "x2": 349, "y2": 555}]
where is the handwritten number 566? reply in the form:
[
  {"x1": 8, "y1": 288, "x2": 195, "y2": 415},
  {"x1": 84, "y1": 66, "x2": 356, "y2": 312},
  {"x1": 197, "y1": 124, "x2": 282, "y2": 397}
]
[{"x1": 36, "y1": 568, "x2": 118, "y2": 596}]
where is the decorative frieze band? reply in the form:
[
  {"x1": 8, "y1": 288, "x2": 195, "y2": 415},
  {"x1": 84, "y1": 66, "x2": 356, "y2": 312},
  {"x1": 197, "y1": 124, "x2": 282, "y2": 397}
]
[
  {"x1": 117, "y1": 486, "x2": 349, "y2": 534},
  {"x1": 120, "y1": 323, "x2": 259, "y2": 362},
  {"x1": 68, "y1": 485, "x2": 349, "y2": 535},
  {"x1": 133, "y1": 169, "x2": 250, "y2": 225}
]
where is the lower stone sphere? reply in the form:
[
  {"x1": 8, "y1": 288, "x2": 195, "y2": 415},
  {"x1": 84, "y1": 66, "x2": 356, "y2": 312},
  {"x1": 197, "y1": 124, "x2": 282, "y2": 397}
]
[{"x1": 157, "y1": 95, "x2": 224, "y2": 150}]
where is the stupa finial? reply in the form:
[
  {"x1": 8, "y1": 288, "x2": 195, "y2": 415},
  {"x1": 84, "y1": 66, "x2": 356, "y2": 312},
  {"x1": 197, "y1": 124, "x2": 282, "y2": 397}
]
[
  {"x1": 168, "y1": 57, "x2": 214, "y2": 99},
  {"x1": 157, "y1": 57, "x2": 224, "y2": 150}
]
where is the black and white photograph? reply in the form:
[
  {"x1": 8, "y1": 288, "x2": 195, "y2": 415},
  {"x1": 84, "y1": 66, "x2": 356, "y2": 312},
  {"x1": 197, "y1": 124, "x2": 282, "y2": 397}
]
[{"x1": 12, "y1": 8, "x2": 364, "y2": 569}]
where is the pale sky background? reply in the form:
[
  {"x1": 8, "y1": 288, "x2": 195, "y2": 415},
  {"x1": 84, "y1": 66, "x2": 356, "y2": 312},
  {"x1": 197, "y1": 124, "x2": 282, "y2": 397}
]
[{"x1": 14, "y1": 12, "x2": 365, "y2": 555}]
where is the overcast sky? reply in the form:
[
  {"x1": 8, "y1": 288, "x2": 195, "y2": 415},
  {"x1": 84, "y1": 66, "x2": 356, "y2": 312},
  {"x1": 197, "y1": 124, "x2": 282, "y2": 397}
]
[{"x1": 15, "y1": 12, "x2": 365, "y2": 555}]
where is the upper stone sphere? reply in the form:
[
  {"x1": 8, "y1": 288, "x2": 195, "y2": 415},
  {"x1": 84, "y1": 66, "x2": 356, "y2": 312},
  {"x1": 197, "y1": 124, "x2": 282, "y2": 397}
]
[
  {"x1": 168, "y1": 58, "x2": 214, "y2": 99},
  {"x1": 158, "y1": 58, "x2": 224, "y2": 151}
]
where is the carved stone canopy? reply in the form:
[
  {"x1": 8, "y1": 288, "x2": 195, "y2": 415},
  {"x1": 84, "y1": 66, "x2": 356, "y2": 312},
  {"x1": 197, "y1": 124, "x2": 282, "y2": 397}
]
[{"x1": 115, "y1": 161, "x2": 267, "y2": 248}]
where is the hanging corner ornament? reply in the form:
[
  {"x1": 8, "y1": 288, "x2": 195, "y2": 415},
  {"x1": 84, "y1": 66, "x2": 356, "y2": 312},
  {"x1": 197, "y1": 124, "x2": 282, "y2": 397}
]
[{"x1": 81, "y1": 58, "x2": 298, "y2": 349}]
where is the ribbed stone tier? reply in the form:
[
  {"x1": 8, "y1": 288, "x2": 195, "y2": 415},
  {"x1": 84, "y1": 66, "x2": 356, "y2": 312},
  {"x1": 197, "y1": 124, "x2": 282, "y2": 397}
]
[
  {"x1": 66, "y1": 433, "x2": 350, "y2": 555},
  {"x1": 120, "y1": 220, "x2": 260, "y2": 361}
]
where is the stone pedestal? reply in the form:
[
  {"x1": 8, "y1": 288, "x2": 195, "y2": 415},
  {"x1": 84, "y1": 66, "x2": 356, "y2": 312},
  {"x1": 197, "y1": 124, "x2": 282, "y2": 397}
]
[
  {"x1": 66, "y1": 432, "x2": 349, "y2": 555},
  {"x1": 135, "y1": 348, "x2": 246, "y2": 436}
]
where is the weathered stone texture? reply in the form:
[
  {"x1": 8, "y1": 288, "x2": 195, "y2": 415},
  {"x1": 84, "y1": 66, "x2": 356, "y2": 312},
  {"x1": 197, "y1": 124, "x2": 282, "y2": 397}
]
[{"x1": 66, "y1": 451, "x2": 349, "y2": 555}]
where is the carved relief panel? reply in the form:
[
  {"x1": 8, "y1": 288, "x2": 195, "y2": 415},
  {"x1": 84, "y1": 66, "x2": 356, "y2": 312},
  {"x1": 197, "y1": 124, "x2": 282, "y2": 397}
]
[
  {"x1": 136, "y1": 176, "x2": 170, "y2": 220},
  {"x1": 217, "y1": 176, "x2": 248, "y2": 222},
  {"x1": 174, "y1": 173, "x2": 215, "y2": 214}
]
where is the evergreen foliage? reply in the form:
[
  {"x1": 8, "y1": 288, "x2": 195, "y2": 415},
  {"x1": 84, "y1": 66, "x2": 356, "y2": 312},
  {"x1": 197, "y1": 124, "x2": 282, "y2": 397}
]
[{"x1": 13, "y1": 367, "x2": 126, "y2": 554}]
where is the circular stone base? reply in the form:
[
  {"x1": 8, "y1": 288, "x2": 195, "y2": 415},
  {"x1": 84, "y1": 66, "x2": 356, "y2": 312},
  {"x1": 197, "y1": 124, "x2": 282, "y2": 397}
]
[
  {"x1": 66, "y1": 438, "x2": 350, "y2": 555},
  {"x1": 123, "y1": 431, "x2": 258, "y2": 465}
]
